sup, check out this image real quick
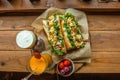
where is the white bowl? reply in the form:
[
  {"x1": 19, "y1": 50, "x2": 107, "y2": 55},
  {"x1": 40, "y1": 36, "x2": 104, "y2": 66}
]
[{"x1": 57, "y1": 58, "x2": 74, "y2": 77}]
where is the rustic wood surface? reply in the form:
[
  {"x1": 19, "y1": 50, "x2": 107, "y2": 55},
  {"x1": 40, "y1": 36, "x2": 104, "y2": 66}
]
[
  {"x1": 0, "y1": 14, "x2": 120, "y2": 73},
  {"x1": 0, "y1": 0, "x2": 120, "y2": 12}
]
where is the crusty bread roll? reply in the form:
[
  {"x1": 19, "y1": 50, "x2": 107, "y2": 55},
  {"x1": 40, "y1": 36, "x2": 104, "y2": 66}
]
[
  {"x1": 61, "y1": 20, "x2": 72, "y2": 50},
  {"x1": 61, "y1": 13, "x2": 85, "y2": 49},
  {"x1": 42, "y1": 15, "x2": 66, "y2": 55}
]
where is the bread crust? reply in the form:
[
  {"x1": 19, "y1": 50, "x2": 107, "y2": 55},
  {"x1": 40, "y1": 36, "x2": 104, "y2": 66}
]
[
  {"x1": 42, "y1": 15, "x2": 67, "y2": 55},
  {"x1": 61, "y1": 20, "x2": 72, "y2": 50},
  {"x1": 57, "y1": 15, "x2": 67, "y2": 53}
]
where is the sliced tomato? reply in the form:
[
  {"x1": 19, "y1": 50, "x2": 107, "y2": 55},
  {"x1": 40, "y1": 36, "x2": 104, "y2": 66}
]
[
  {"x1": 58, "y1": 62, "x2": 64, "y2": 69},
  {"x1": 63, "y1": 60, "x2": 71, "y2": 66}
]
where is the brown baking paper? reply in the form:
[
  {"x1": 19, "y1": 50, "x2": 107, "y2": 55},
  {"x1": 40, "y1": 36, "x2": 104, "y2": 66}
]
[{"x1": 31, "y1": 7, "x2": 91, "y2": 64}]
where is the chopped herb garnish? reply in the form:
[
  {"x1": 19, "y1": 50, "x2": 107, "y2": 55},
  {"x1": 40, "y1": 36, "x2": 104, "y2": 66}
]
[
  {"x1": 80, "y1": 42, "x2": 85, "y2": 48},
  {"x1": 57, "y1": 34, "x2": 63, "y2": 40},
  {"x1": 54, "y1": 50, "x2": 63, "y2": 55}
]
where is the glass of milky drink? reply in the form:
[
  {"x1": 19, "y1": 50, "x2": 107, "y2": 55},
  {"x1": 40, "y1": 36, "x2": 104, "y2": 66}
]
[
  {"x1": 16, "y1": 30, "x2": 37, "y2": 49},
  {"x1": 16, "y1": 30, "x2": 45, "y2": 52}
]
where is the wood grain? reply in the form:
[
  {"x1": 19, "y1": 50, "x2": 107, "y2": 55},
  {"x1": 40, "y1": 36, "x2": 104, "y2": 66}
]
[
  {"x1": 0, "y1": 31, "x2": 120, "y2": 52},
  {"x1": 76, "y1": 52, "x2": 120, "y2": 73},
  {"x1": 0, "y1": 0, "x2": 120, "y2": 12},
  {"x1": 0, "y1": 51, "x2": 120, "y2": 73},
  {"x1": 55, "y1": 0, "x2": 120, "y2": 9},
  {"x1": 0, "y1": 51, "x2": 56, "y2": 73},
  {"x1": 88, "y1": 15, "x2": 120, "y2": 31},
  {"x1": 0, "y1": 31, "x2": 26, "y2": 50},
  {"x1": 0, "y1": 15, "x2": 120, "y2": 31},
  {"x1": 0, "y1": 16, "x2": 37, "y2": 31},
  {"x1": 0, "y1": 51, "x2": 31, "y2": 72},
  {"x1": 90, "y1": 31, "x2": 120, "y2": 52}
]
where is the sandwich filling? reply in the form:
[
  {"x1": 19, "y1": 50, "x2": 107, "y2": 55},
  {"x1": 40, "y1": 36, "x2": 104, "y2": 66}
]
[
  {"x1": 65, "y1": 13, "x2": 85, "y2": 48},
  {"x1": 47, "y1": 14, "x2": 66, "y2": 55},
  {"x1": 61, "y1": 15, "x2": 75, "y2": 49},
  {"x1": 63, "y1": 13, "x2": 85, "y2": 49}
]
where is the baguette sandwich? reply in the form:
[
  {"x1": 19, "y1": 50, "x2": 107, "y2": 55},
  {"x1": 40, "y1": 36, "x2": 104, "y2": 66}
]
[
  {"x1": 61, "y1": 13, "x2": 85, "y2": 50},
  {"x1": 43, "y1": 13, "x2": 85, "y2": 56},
  {"x1": 43, "y1": 14, "x2": 66, "y2": 55}
]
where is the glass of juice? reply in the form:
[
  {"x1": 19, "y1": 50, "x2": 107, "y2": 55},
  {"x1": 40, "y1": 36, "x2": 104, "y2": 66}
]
[
  {"x1": 21, "y1": 52, "x2": 53, "y2": 80},
  {"x1": 29, "y1": 52, "x2": 53, "y2": 75}
]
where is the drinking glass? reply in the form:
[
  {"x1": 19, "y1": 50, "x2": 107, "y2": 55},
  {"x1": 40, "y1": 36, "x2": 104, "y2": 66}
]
[{"x1": 21, "y1": 52, "x2": 54, "y2": 80}]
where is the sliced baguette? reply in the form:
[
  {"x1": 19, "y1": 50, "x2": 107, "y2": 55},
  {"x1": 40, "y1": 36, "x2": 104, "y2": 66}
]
[
  {"x1": 65, "y1": 13, "x2": 84, "y2": 48},
  {"x1": 56, "y1": 15, "x2": 67, "y2": 53},
  {"x1": 42, "y1": 15, "x2": 66, "y2": 55},
  {"x1": 61, "y1": 20, "x2": 72, "y2": 50}
]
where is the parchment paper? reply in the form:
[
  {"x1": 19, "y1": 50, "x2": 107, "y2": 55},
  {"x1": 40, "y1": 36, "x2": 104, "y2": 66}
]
[{"x1": 32, "y1": 7, "x2": 91, "y2": 64}]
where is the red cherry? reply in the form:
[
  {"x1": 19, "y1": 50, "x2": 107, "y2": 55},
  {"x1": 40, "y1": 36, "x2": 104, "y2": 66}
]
[
  {"x1": 58, "y1": 62, "x2": 64, "y2": 69},
  {"x1": 33, "y1": 52, "x2": 41, "y2": 59},
  {"x1": 63, "y1": 60, "x2": 71, "y2": 66}
]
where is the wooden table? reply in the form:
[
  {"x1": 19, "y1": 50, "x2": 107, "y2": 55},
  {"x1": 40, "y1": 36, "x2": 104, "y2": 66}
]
[{"x1": 0, "y1": 0, "x2": 120, "y2": 74}]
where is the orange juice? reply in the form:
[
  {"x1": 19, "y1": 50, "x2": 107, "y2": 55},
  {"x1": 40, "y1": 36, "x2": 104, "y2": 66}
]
[{"x1": 29, "y1": 54, "x2": 53, "y2": 74}]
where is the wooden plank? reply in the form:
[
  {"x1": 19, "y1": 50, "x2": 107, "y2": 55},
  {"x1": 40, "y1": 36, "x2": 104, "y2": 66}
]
[
  {"x1": 76, "y1": 52, "x2": 120, "y2": 73},
  {"x1": 0, "y1": 51, "x2": 31, "y2": 72},
  {"x1": 0, "y1": 0, "x2": 120, "y2": 12},
  {"x1": 0, "y1": 16, "x2": 37, "y2": 31},
  {"x1": 0, "y1": 50, "x2": 55, "y2": 73},
  {"x1": 55, "y1": 0, "x2": 120, "y2": 9},
  {"x1": 88, "y1": 15, "x2": 120, "y2": 31},
  {"x1": 0, "y1": 31, "x2": 28, "y2": 50},
  {"x1": 0, "y1": 51, "x2": 120, "y2": 73},
  {"x1": 0, "y1": 31, "x2": 120, "y2": 51},
  {"x1": 0, "y1": 15, "x2": 120, "y2": 31},
  {"x1": 91, "y1": 31, "x2": 120, "y2": 52}
]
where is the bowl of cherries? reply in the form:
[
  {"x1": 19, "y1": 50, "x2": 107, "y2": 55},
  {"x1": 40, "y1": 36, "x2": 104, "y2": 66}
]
[{"x1": 57, "y1": 58, "x2": 74, "y2": 77}]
